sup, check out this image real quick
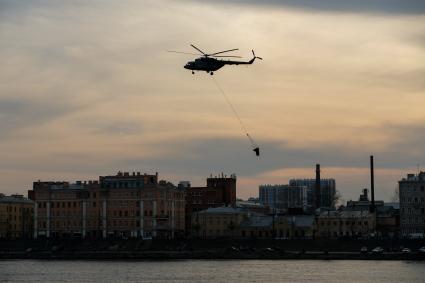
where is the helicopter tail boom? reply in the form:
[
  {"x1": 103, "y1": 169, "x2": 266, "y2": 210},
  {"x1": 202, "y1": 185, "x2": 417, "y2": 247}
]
[{"x1": 222, "y1": 50, "x2": 262, "y2": 65}]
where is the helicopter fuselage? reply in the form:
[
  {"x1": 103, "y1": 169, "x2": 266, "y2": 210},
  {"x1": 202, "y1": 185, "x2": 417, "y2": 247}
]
[{"x1": 184, "y1": 57, "x2": 225, "y2": 72}]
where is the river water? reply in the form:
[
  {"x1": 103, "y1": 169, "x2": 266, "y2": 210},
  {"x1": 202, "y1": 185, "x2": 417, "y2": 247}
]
[{"x1": 1, "y1": 260, "x2": 424, "y2": 282}]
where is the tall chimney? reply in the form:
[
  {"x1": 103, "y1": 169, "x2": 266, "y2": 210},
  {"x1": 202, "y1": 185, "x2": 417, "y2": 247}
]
[
  {"x1": 370, "y1": 155, "x2": 375, "y2": 212},
  {"x1": 315, "y1": 164, "x2": 321, "y2": 209}
]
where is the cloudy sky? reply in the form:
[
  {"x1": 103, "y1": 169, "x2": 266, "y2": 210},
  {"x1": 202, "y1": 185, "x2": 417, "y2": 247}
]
[{"x1": 1, "y1": 0, "x2": 424, "y2": 202}]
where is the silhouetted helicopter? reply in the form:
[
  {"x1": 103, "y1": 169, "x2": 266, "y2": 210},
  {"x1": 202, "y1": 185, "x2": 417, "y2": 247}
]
[{"x1": 168, "y1": 44, "x2": 262, "y2": 75}]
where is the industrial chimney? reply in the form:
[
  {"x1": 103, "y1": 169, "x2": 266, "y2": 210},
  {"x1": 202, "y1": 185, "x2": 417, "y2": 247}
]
[
  {"x1": 315, "y1": 164, "x2": 321, "y2": 209},
  {"x1": 370, "y1": 155, "x2": 375, "y2": 213}
]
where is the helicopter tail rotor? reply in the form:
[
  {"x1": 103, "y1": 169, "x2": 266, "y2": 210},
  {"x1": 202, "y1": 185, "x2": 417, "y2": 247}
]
[{"x1": 252, "y1": 50, "x2": 263, "y2": 60}]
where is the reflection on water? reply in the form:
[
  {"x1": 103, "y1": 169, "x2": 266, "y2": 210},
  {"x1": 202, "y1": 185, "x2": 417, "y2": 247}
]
[{"x1": 1, "y1": 260, "x2": 425, "y2": 283}]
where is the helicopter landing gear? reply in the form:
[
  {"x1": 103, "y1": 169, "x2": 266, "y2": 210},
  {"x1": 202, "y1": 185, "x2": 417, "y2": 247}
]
[
  {"x1": 192, "y1": 71, "x2": 195, "y2": 74},
  {"x1": 210, "y1": 71, "x2": 214, "y2": 75}
]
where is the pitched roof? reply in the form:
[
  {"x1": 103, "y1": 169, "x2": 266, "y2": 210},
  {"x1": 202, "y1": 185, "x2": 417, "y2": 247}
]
[{"x1": 198, "y1": 206, "x2": 242, "y2": 214}]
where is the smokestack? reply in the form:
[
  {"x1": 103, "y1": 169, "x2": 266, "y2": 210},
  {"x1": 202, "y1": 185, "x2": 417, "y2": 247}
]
[
  {"x1": 315, "y1": 164, "x2": 321, "y2": 208},
  {"x1": 370, "y1": 155, "x2": 375, "y2": 212}
]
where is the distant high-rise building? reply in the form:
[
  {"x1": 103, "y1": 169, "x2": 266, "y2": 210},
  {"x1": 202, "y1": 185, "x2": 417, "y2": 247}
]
[
  {"x1": 289, "y1": 178, "x2": 336, "y2": 209},
  {"x1": 259, "y1": 184, "x2": 308, "y2": 212},
  {"x1": 399, "y1": 172, "x2": 425, "y2": 237}
]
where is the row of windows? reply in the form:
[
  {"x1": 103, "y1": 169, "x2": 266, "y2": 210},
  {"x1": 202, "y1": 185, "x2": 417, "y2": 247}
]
[
  {"x1": 401, "y1": 217, "x2": 425, "y2": 224},
  {"x1": 38, "y1": 200, "x2": 184, "y2": 209},
  {"x1": 4, "y1": 206, "x2": 32, "y2": 213},
  {"x1": 401, "y1": 208, "x2": 425, "y2": 215},
  {"x1": 400, "y1": 197, "x2": 425, "y2": 204},
  {"x1": 48, "y1": 220, "x2": 147, "y2": 228},
  {"x1": 102, "y1": 181, "x2": 150, "y2": 189},
  {"x1": 203, "y1": 229, "x2": 308, "y2": 238},
  {"x1": 206, "y1": 217, "x2": 236, "y2": 225},
  {"x1": 40, "y1": 209, "x2": 177, "y2": 218},
  {"x1": 400, "y1": 185, "x2": 425, "y2": 192},
  {"x1": 319, "y1": 220, "x2": 369, "y2": 226},
  {"x1": 320, "y1": 231, "x2": 368, "y2": 237},
  {"x1": 38, "y1": 219, "x2": 175, "y2": 229}
]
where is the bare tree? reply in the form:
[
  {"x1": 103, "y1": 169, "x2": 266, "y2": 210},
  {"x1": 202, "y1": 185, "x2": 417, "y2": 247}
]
[
  {"x1": 333, "y1": 190, "x2": 343, "y2": 207},
  {"x1": 391, "y1": 186, "x2": 399, "y2": 203}
]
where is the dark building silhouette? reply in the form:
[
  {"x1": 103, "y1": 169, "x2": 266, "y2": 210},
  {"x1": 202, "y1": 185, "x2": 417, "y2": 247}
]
[
  {"x1": 289, "y1": 164, "x2": 336, "y2": 210},
  {"x1": 184, "y1": 174, "x2": 237, "y2": 234},
  {"x1": 290, "y1": 182, "x2": 335, "y2": 210},
  {"x1": 399, "y1": 172, "x2": 425, "y2": 237}
]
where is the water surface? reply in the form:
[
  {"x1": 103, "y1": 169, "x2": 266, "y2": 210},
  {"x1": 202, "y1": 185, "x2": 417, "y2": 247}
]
[{"x1": 1, "y1": 260, "x2": 424, "y2": 282}]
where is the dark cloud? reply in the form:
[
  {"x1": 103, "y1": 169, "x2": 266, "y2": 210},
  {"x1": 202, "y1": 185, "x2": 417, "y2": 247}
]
[
  {"x1": 197, "y1": 0, "x2": 425, "y2": 15},
  {"x1": 120, "y1": 123, "x2": 425, "y2": 177}
]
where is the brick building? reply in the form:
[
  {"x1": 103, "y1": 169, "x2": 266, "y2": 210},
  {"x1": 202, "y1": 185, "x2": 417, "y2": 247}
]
[
  {"x1": 29, "y1": 172, "x2": 185, "y2": 239},
  {"x1": 184, "y1": 174, "x2": 237, "y2": 233}
]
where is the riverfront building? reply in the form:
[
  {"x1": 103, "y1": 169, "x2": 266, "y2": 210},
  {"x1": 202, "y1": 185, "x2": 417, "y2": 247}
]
[
  {"x1": 315, "y1": 210, "x2": 375, "y2": 239},
  {"x1": 345, "y1": 188, "x2": 399, "y2": 239},
  {"x1": 0, "y1": 194, "x2": 33, "y2": 239},
  {"x1": 399, "y1": 172, "x2": 425, "y2": 237},
  {"x1": 192, "y1": 206, "x2": 315, "y2": 239},
  {"x1": 184, "y1": 174, "x2": 237, "y2": 233},
  {"x1": 29, "y1": 172, "x2": 185, "y2": 239}
]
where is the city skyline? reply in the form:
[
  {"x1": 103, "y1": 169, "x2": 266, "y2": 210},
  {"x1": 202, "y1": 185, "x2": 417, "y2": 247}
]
[{"x1": 1, "y1": 1, "x2": 424, "y2": 202}]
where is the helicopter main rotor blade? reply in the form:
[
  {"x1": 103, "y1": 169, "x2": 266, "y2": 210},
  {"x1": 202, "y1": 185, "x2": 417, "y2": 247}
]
[
  {"x1": 190, "y1": 44, "x2": 206, "y2": 55},
  {"x1": 167, "y1": 50, "x2": 202, "y2": 55},
  {"x1": 210, "y1": 48, "x2": 239, "y2": 56},
  {"x1": 211, "y1": 55, "x2": 242, "y2": 58}
]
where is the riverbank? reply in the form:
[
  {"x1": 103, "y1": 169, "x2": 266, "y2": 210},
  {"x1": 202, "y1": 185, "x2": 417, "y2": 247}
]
[
  {"x1": 1, "y1": 250, "x2": 425, "y2": 260},
  {"x1": 1, "y1": 238, "x2": 424, "y2": 260}
]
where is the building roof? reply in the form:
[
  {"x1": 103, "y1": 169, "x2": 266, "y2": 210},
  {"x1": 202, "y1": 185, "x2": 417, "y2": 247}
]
[
  {"x1": 0, "y1": 196, "x2": 34, "y2": 204},
  {"x1": 318, "y1": 210, "x2": 372, "y2": 218},
  {"x1": 240, "y1": 215, "x2": 273, "y2": 228},
  {"x1": 384, "y1": 202, "x2": 400, "y2": 210},
  {"x1": 287, "y1": 215, "x2": 315, "y2": 228},
  {"x1": 236, "y1": 201, "x2": 267, "y2": 208},
  {"x1": 198, "y1": 206, "x2": 243, "y2": 214}
]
